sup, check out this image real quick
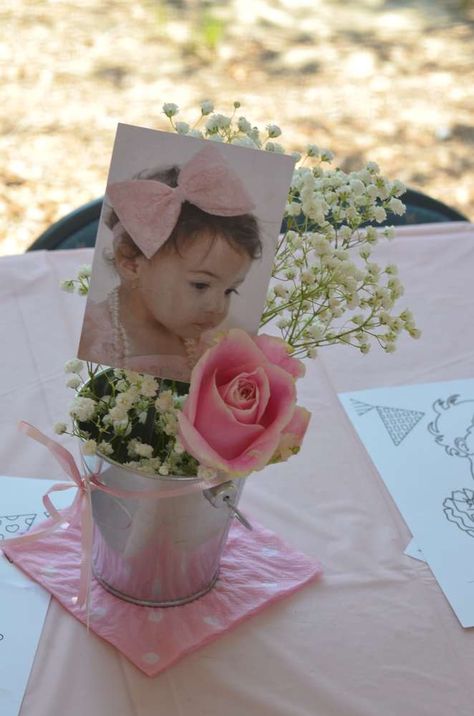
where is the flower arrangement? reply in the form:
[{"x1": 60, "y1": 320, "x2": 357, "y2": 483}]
[{"x1": 57, "y1": 101, "x2": 420, "y2": 479}]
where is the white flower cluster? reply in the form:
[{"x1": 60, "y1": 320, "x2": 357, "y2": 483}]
[
  {"x1": 60, "y1": 265, "x2": 91, "y2": 296},
  {"x1": 161, "y1": 100, "x2": 287, "y2": 153},
  {"x1": 261, "y1": 162, "x2": 419, "y2": 356},
  {"x1": 57, "y1": 364, "x2": 200, "y2": 478},
  {"x1": 162, "y1": 101, "x2": 419, "y2": 357}
]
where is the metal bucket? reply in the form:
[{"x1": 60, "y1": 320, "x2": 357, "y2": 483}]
[{"x1": 81, "y1": 452, "x2": 246, "y2": 607}]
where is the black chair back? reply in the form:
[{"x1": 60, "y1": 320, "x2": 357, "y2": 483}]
[{"x1": 27, "y1": 189, "x2": 468, "y2": 251}]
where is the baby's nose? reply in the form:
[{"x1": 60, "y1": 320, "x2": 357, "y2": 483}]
[{"x1": 204, "y1": 293, "x2": 227, "y2": 318}]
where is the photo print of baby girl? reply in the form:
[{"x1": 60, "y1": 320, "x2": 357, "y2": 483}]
[{"x1": 78, "y1": 123, "x2": 295, "y2": 381}]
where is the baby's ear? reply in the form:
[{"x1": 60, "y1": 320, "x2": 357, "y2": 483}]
[{"x1": 114, "y1": 252, "x2": 142, "y2": 282}]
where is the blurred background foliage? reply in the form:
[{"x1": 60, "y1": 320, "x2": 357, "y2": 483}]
[{"x1": 1, "y1": 0, "x2": 473, "y2": 254}]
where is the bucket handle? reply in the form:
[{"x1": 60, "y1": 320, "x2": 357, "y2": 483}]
[{"x1": 203, "y1": 482, "x2": 253, "y2": 530}]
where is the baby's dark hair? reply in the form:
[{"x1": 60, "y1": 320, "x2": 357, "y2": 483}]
[{"x1": 104, "y1": 165, "x2": 262, "y2": 262}]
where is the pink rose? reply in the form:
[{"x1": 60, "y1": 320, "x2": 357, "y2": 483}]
[{"x1": 177, "y1": 329, "x2": 310, "y2": 476}]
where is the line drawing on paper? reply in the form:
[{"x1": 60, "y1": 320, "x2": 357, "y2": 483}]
[
  {"x1": 428, "y1": 395, "x2": 474, "y2": 538},
  {"x1": 350, "y1": 399, "x2": 425, "y2": 446},
  {"x1": 428, "y1": 395, "x2": 474, "y2": 479},
  {"x1": 0, "y1": 513, "x2": 37, "y2": 540},
  {"x1": 442, "y1": 489, "x2": 474, "y2": 537}
]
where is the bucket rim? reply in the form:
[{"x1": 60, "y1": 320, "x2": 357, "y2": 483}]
[{"x1": 85, "y1": 448, "x2": 202, "y2": 484}]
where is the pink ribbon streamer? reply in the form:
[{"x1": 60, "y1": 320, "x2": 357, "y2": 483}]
[{"x1": 2, "y1": 421, "x2": 229, "y2": 616}]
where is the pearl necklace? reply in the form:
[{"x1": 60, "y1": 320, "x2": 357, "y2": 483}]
[
  {"x1": 108, "y1": 286, "x2": 197, "y2": 369},
  {"x1": 108, "y1": 287, "x2": 131, "y2": 363}
]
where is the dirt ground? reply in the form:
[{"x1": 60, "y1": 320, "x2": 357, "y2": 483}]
[{"x1": 1, "y1": 0, "x2": 473, "y2": 255}]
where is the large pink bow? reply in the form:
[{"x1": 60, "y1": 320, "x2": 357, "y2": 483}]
[{"x1": 107, "y1": 144, "x2": 256, "y2": 259}]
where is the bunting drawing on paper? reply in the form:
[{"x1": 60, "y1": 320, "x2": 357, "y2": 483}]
[{"x1": 350, "y1": 399, "x2": 425, "y2": 446}]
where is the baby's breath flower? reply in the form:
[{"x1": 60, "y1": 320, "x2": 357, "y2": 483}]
[
  {"x1": 372, "y1": 206, "x2": 387, "y2": 223},
  {"x1": 205, "y1": 113, "x2": 231, "y2": 133},
  {"x1": 70, "y1": 396, "x2": 96, "y2": 422},
  {"x1": 64, "y1": 359, "x2": 84, "y2": 374},
  {"x1": 266, "y1": 123, "x2": 282, "y2": 138},
  {"x1": 387, "y1": 197, "x2": 405, "y2": 215},
  {"x1": 187, "y1": 128, "x2": 204, "y2": 139},
  {"x1": 265, "y1": 141, "x2": 285, "y2": 153},
  {"x1": 108, "y1": 405, "x2": 128, "y2": 422},
  {"x1": 66, "y1": 375, "x2": 81, "y2": 390},
  {"x1": 77, "y1": 265, "x2": 92, "y2": 279},
  {"x1": 54, "y1": 422, "x2": 68, "y2": 435},
  {"x1": 200, "y1": 99, "x2": 214, "y2": 115},
  {"x1": 139, "y1": 375, "x2": 159, "y2": 397},
  {"x1": 132, "y1": 441, "x2": 154, "y2": 459},
  {"x1": 60, "y1": 280, "x2": 75, "y2": 293},
  {"x1": 237, "y1": 116, "x2": 252, "y2": 133},
  {"x1": 231, "y1": 136, "x2": 258, "y2": 148},
  {"x1": 306, "y1": 144, "x2": 320, "y2": 157},
  {"x1": 273, "y1": 284, "x2": 289, "y2": 298},
  {"x1": 320, "y1": 149, "x2": 334, "y2": 162},
  {"x1": 175, "y1": 121, "x2": 190, "y2": 135},
  {"x1": 82, "y1": 439, "x2": 97, "y2": 456},
  {"x1": 97, "y1": 441, "x2": 114, "y2": 457},
  {"x1": 301, "y1": 270, "x2": 314, "y2": 285},
  {"x1": 173, "y1": 439, "x2": 185, "y2": 455},
  {"x1": 366, "y1": 161, "x2": 380, "y2": 174},
  {"x1": 155, "y1": 390, "x2": 174, "y2": 412},
  {"x1": 162, "y1": 102, "x2": 179, "y2": 118}
]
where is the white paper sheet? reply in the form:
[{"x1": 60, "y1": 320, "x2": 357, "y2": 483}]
[
  {"x1": 339, "y1": 378, "x2": 474, "y2": 627},
  {"x1": 0, "y1": 476, "x2": 73, "y2": 716},
  {"x1": 404, "y1": 538, "x2": 425, "y2": 563}
]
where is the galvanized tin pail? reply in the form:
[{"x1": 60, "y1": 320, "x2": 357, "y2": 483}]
[{"x1": 81, "y1": 452, "x2": 247, "y2": 607}]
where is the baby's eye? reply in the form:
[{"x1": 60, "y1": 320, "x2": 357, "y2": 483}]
[
  {"x1": 191, "y1": 282, "x2": 209, "y2": 291},
  {"x1": 225, "y1": 288, "x2": 239, "y2": 296}
]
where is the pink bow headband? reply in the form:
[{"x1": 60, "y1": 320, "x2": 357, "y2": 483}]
[{"x1": 107, "y1": 144, "x2": 256, "y2": 259}]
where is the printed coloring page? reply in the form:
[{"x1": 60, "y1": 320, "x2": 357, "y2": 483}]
[
  {"x1": 0, "y1": 476, "x2": 72, "y2": 716},
  {"x1": 339, "y1": 378, "x2": 474, "y2": 627}
]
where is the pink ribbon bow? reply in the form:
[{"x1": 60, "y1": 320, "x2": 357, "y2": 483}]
[
  {"x1": 107, "y1": 143, "x2": 256, "y2": 259},
  {"x1": 2, "y1": 422, "x2": 229, "y2": 619}
]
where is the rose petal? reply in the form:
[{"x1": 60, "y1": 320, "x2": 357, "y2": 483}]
[
  {"x1": 195, "y1": 375, "x2": 264, "y2": 459},
  {"x1": 178, "y1": 411, "x2": 284, "y2": 476},
  {"x1": 218, "y1": 367, "x2": 270, "y2": 424},
  {"x1": 256, "y1": 361, "x2": 296, "y2": 429},
  {"x1": 272, "y1": 407, "x2": 312, "y2": 462},
  {"x1": 254, "y1": 334, "x2": 305, "y2": 379},
  {"x1": 184, "y1": 329, "x2": 268, "y2": 423}
]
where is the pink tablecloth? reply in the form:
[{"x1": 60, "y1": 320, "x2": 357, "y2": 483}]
[{"x1": 1, "y1": 222, "x2": 474, "y2": 715}]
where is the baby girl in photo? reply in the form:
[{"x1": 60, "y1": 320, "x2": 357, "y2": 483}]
[{"x1": 78, "y1": 144, "x2": 262, "y2": 380}]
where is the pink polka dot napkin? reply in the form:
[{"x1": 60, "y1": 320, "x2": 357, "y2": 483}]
[{"x1": 3, "y1": 519, "x2": 322, "y2": 676}]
